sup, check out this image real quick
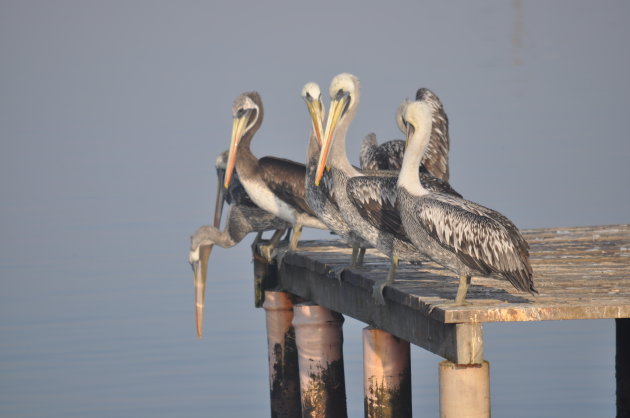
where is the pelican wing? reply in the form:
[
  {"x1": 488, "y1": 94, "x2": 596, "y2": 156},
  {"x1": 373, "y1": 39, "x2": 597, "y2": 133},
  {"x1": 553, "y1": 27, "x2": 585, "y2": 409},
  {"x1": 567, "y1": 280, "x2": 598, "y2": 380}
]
[
  {"x1": 415, "y1": 193, "x2": 534, "y2": 293},
  {"x1": 422, "y1": 112, "x2": 449, "y2": 181},
  {"x1": 359, "y1": 133, "x2": 378, "y2": 170},
  {"x1": 258, "y1": 156, "x2": 316, "y2": 217},
  {"x1": 417, "y1": 87, "x2": 450, "y2": 181},
  {"x1": 419, "y1": 173, "x2": 462, "y2": 198},
  {"x1": 360, "y1": 134, "x2": 406, "y2": 171},
  {"x1": 319, "y1": 168, "x2": 342, "y2": 211},
  {"x1": 347, "y1": 176, "x2": 410, "y2": 242}
]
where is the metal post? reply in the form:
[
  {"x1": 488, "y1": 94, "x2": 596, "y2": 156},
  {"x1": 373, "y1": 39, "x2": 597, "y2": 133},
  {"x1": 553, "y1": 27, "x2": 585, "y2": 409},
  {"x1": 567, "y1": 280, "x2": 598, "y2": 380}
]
[
  {"x1": 293, "y1": 302, "x2": 347, "y2": 418},
  {"x1": 439, "y1": 360, "x2": 490, "y2": 418},
  {"x1": 263, "y1": 291, "x2": 301, "y2": 417},
  {"x1": 363, "y1": 327, "x2": 411, "y2": 418},
  {"x1": 617, "y1": 318, "x2": 630, "y2": 417}
]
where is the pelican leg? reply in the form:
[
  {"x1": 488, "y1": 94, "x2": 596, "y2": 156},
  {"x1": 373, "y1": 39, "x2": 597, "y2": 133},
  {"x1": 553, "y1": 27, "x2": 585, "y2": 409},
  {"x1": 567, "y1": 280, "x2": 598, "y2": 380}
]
[
  {"x1": 281, "y1": 227, "x2": 292, "y2": 244},
  {"x1": 250, "y1": 231, "x2": 264, "y2": 255},
  {"x1": 356, "y1": 247, "x2": 366, "y2": 266},
  {"x1": 329, "y1": 242, "x2": 366, "y2": 283},
  {"x1": 350, "y1": 241, "x2": 360, "y2": 266},
  {"x1": 372, "y1": 256, "x2": 398, "y2": 305},
  {"x1": 326, "y1": 265, "x2": 346, "y2": 283},
  {"x1": 349, "y1": 242, "x2": 367, "y2": 267},
  {"x1": 289, "y1": 224, "x2": 303, "y2": 251},
  {"x1": 259, "y1": 228, "x2": 286, "y2": 263},
  {"x1": 454, "y1": 275, "x2": 472, "y2": 305},
  {"x1": 427, "y1": 275, "x2": 473, "y2": 315}
]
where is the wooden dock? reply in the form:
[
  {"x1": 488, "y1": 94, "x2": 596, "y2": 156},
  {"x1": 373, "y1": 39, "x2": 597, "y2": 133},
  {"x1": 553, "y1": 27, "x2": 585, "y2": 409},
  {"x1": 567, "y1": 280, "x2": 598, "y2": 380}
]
[{"x1": 255, "y1": 224, "x2": 630, "y2": 417}]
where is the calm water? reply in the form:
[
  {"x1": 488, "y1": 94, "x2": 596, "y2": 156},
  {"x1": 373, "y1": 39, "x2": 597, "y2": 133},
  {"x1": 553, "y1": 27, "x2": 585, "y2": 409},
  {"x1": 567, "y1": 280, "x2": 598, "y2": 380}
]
[
  {"x1": 0, "y1": 235, "x2": 616, "y2": 417},
  {"x1": 1, "y1": 1, "x2": 628, "y2": 416}
]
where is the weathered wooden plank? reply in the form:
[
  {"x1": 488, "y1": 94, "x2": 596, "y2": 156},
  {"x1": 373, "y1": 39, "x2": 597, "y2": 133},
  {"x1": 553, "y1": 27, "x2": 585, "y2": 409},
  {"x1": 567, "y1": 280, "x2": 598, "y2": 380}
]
[{"x1": 274, "y1": 224, "x2": 630, "y2": 325}]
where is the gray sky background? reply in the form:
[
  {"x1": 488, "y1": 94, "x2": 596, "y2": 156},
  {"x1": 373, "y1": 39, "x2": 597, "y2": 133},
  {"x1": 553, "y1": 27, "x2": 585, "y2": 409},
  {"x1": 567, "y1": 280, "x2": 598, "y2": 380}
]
[{"x1": 0, "y1": 1, "x2": 628, "y2": 416}]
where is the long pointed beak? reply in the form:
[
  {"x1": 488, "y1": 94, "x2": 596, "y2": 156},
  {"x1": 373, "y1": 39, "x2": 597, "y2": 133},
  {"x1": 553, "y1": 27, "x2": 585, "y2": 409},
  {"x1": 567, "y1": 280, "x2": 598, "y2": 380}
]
[
  {"x1": 224, "y1": 111, "x2": 252, "y2": 189},
  {"x1": 305, "y1": 99, "x2": 325, "y2": 147},
  {"x1": 193, "y1": 244, "x2": 213, "y2": 339},
  {"x1": 315, "y1": 94, "x2": 348, "y2": 185},
  {"x1": 405, "y1": 123, "x2": 415, "y2": 150},
  {"x1": 213, "y1": 171, "x2": 226, "y2": 228}
]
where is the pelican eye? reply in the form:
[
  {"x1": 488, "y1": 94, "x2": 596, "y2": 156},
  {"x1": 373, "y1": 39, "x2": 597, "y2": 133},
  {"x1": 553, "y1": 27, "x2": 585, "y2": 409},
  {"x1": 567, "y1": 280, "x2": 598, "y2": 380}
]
[
  {"x1": 236, "y1": 108, "x2": 247, "y2": 118},
  {"x1": 335, "y1": 89, "x2": 345, "y2": 101},
  {"x1": 341, "y1": 96, "x2": 350, "y2": 116}
]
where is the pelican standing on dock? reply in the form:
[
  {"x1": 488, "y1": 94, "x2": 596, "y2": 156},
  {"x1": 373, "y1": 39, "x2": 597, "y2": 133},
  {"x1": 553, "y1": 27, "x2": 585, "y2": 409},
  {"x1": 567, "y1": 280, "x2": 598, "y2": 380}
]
[
  {"x1": 359, "y1": 88, "x2": 450, "y2": 181},
  {"x1": 397, "y1": 100, "x2": 537, "y2": 304},
  {"x1": 189, "y1": 151, "x2": 290, "y2": 338},
  {"x1": 315, "y1": 73, "x2": 460, "y2": 303},
  {"x1": 302, "y1": 82, "x2": 369, "y2": 266},
  {"x1": 224, "y1": 92, "x2": 326, "y2": 252}
]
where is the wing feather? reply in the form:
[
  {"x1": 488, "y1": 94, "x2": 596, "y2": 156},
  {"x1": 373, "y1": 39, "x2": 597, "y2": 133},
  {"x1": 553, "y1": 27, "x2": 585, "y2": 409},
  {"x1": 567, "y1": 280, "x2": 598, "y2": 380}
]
[
  {"x1": 415, "y1": 194, "x2": 535, "y2": 292},
  {"x1": 258, "y1": 156, "x2": 316, "y2": 217},
  {"x1": 346, "y1": 176, "x2": 409, "y2": 241}
]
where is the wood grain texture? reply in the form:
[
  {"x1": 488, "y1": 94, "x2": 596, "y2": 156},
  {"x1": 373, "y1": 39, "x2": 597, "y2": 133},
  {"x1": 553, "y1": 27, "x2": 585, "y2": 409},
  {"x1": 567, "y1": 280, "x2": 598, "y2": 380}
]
[{"x1": 275, "y1": 224, "x2": 630, "y2": 324}]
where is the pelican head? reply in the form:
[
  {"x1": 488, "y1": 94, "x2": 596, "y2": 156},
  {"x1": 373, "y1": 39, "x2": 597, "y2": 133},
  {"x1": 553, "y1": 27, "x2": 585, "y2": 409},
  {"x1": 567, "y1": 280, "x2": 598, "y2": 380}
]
[
  {"x1": 189, "y1": 227, "x2": 215, "y2": 339},
  {"x1": 395, "y1": 100, "x2": 410, "y2": 138},
  {"x1": 315, "y1": 73, "x2": 360, "y2": 185},
  {"x1": 224, "y1": 92, "x2": 263, "y2": 189},
  {"x1": 402, "y1": 100, "x2": 433, "y2": 150},
  {"x1": 301, "y1": 82, "x2": 325, "y2": 147}
]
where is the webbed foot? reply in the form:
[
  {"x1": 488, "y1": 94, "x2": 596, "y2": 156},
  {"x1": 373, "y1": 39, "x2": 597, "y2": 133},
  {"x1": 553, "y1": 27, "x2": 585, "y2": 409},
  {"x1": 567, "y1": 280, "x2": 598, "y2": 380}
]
[
  {"x1": 428, "y1": 299, "x2": 471, "y2": 315},
  {"x1": 327, "y1": 265, "x2": 347, "y2": 282},
  {"x1": 371, "y1": 280, "x2": 387, "y2": 305},
  {"x1": 258, "y1": 243, "x2": 278, "y2": 263},
  {"x1": 275, "y1": 247, "x2": 289, "y2": 269}
]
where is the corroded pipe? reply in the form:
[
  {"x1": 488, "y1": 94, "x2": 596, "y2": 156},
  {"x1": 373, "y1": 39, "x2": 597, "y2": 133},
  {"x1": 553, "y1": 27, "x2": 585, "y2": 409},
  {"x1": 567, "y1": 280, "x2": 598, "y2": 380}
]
[
  {"x1": 439, "y1": 360, "x2": 490, "y2": 418},
  {"x1": 293, "y1": 302, "x2": 347, "y2": 418},
  {"x1": 363, "y1": 327, "x2": 411, "y2": 418},
  {"x1": 263, "y1": 291, "x2": 301, "y2": 417}
]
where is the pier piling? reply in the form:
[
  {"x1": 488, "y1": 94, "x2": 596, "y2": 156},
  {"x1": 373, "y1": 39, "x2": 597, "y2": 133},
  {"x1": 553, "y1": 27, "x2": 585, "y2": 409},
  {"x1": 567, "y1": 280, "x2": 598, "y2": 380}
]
[
  {"x1": 362, "y1": 327, "x2": 411, "y2": 418},
  {"x1": 263, "y1": 291, "x2": 301, "y2": 418},
  {"x1": 439, "y1": 360, "x2": 490, "y2": 418},
  {"x1": 293, "y1": 302, "x2": 347, "y2": 418}
]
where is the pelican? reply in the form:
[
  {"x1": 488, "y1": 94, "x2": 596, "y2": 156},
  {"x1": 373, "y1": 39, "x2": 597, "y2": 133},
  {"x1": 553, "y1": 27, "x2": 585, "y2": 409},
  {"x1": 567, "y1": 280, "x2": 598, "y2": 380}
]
[
  {"x1": 302, "y1": 82, "x2": 369, "y2": 267},
  {"x1": 397, "y1": 100, "x2": 537, "y2": 304},
  {"x1": 224, "y1": 92, "x2": 327, "y2": 252},
  {"x1": 189, "y1": 151, "x2": 289, "y2": 338},
  {"x1": 359, "y1": 132, "x2": 404, "y2": 171},
  {"x1": 315, "y1": 73, "x2": 460, "y2": 303},
  {"x1": 359, "y1": 88, "x2": 450, "y2": 181}
]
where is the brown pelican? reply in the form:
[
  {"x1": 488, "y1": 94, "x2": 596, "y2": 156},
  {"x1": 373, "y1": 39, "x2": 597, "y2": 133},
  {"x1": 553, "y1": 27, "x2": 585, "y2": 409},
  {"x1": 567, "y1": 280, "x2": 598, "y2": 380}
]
[
  {"x1": 189, "y1": 151, "x2": 289, "y2": 338},
  {"x1": 359, "y1": 88, "x2": 450, "y2": 181},
  {"x1": 397, "y1": 100, "x2": 537, "y2": 304},
  {"x1": 315, "y1": 73, "x2": 460, "y2": 303},
  {"x1": 224, "y1": 92, "x2": 327, "y2": 251},
  {"x1": 302, "y1": 82, "x2": 369, "y2": 268}
]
